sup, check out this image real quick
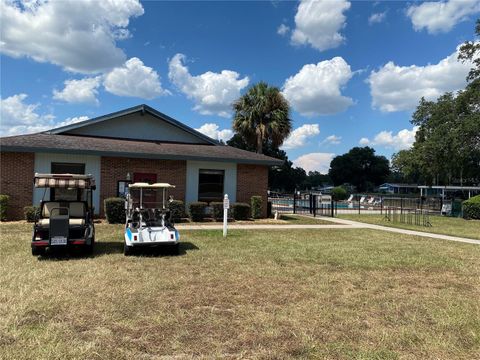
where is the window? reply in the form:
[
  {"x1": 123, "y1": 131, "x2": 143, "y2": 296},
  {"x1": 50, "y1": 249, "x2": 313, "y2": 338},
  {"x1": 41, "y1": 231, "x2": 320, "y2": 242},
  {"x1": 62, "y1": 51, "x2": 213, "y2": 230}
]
[
  {"x1": 198, "y1": 169, "x2": 224, "y2": 203},
  {"x1": 51, "y1": 162, "x2": 85, "y2": 175},
  {"x1": 50, "y1": 162, "x2": 85, "y2": 201}
]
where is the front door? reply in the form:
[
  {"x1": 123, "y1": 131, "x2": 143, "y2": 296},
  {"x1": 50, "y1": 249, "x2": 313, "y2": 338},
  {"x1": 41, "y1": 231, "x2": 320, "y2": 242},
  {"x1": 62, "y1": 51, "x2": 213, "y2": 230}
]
[{"x1": 133, "y1": 173, "x2": 157, "y2": 207}]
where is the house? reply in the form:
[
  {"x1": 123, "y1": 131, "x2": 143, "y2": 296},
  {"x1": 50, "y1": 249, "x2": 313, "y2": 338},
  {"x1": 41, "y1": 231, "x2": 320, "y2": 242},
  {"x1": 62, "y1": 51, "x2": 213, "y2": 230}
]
[
  {"x1": 378, "y1": 183, "x2": 419, "y2": 194},
  {"x1": 0, "y1": 104, "x2": 282, "y2": 220}
]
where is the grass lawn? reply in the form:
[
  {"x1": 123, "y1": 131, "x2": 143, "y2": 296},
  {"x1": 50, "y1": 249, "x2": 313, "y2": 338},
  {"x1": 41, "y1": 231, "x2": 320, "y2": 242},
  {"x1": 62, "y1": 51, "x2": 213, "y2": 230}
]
[
  {"x1": 1, "y1": 222, "x2": 479, "y2": 359},
  {"x1": 338, "y1": 214, "x2": 480, "y2": 240}
]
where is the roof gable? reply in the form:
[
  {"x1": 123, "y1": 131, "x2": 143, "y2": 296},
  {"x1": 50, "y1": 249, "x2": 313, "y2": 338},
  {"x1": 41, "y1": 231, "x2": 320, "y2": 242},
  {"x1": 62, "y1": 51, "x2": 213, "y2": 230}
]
[{"x1": 46, "y1": 104, "x2": 218, "y2": 145}]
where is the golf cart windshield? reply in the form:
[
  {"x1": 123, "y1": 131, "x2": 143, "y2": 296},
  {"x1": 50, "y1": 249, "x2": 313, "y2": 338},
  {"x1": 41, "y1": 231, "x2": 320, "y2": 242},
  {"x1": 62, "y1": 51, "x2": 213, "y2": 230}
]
[{"x1": 127, "y1": 183, "x2": 175, "y2": 209}]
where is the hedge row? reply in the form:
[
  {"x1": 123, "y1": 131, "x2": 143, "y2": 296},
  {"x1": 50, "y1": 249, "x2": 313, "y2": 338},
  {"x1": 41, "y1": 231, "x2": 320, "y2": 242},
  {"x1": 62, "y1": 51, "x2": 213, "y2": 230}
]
[
  {"x1": 251, "y1": 196, "x2": 262, "y2": 219},
  {"x1": 210, "y1": 202, "x2": 224, "y2": 221},
  {"x1": 463, "y1": 195, "x2": 480, "y2": 220},
  {"x1": 104, "y1": 197, "x2": 125, "y2": 224},
  {"x1": 189, "y1": 202, "x2": 208, "y2": 222},
  {"x1": 232, "y1": 203, "x2": 250, "y2": 220},
  {"x1": 24, "y1": 206, "x2": 40, "y2": 222},
  {"x1": 0, "y1": 195, "x2": 8, "y2": 221},
  {"x1": 103, "y1": 195, "x2": 264, "y2": 223},
  {"x1": 169, "y1": 200, "x2": 186, "y2": 222}
]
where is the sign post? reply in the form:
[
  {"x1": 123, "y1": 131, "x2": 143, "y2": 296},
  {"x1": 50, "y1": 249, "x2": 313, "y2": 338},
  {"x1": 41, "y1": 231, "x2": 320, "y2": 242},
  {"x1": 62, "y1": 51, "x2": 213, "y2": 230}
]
[{"x1": 223, "y1": 194, "x2": 229, "y2": 237}]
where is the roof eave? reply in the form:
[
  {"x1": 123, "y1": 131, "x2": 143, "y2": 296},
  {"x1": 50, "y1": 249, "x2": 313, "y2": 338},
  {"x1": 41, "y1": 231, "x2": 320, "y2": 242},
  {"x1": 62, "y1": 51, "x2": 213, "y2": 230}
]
[{"x1": 0, "y1": 145, "x2": 283, "y2": 166}]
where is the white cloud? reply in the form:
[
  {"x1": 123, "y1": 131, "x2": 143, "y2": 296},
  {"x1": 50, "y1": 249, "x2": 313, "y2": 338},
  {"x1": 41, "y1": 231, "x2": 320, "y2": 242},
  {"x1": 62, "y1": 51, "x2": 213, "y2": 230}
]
[
  {"x1": 359, "y1": 126, "x2": 419, "y2": 151},
  {"x1": 168, "y1": 53, "x2": 249, "y2": 117},
  {"x1": 277, "y1": 23, "x2": 290, "y2": 36},
  {"x1": 293, "y1": 152, "x2": 335, "y2": 174},
  {"x1": 282, "y1": 124, "x2": 320, "y2": 149},
  {"x1": 195, "y1": 123, "x2": 233, "y2": 142},
  {"x1": 53, "y1": 77, "x2": 101, "y2": 104},
  {"x1": 359, "y1": 137, "x2": 370, "y2": 146},
  {"x1": 56, "y1": 116, "x2": 90, "y2": 128},
  {"x1": 322, "y1": 134, "x2": 342, "y2": 145},
  {"x1": 368, "y1": 12, "x2": 386, "y2": 25},
  {"x1": 0, "y1": 94, "x2": 55, "y2": 135},
  {"x1": 282, "y1": 57, "x2": 354, "y2": 116},
  {"x1": 406, "y1": 0, "x2": 480, "y2": 34},
  {"x1": 104, "y1": 57, "x2": 169, "y2": 99},
  {"x1": 291, "y1": 0, "x2": 351, "y2": 51},
  {"x1": 367, "y1": 47, "x2": 472, "y2": 112},
  {"x1": 0, "y1": 0, "x2": 144, "y2": 74},
  {"x1": 0, "y1": 94, "x2": 91, "y2": 136}
]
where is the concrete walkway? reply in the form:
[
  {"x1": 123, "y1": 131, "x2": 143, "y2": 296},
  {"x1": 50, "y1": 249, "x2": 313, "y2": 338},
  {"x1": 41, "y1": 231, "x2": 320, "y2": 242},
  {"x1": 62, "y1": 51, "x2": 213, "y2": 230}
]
[{"x1": 176, "y1": 216, "x2": 480, "y2": 245}]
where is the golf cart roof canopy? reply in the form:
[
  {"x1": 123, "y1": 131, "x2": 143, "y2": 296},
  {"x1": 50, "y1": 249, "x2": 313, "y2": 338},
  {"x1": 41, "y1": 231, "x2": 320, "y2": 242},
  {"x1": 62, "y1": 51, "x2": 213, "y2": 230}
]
[
  {"x1": 129, "y1": 182, "x2": 176, "y2": 189},
  {"x1": 34, "y1": 173, "x2": 96, "y2": 189}
]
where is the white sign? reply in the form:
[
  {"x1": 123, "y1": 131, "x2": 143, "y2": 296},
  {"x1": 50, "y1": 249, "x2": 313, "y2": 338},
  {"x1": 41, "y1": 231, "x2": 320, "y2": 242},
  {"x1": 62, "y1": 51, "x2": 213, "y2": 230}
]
[{"x1": 223, "y1": 194, "x2": 229, "y2": 237}]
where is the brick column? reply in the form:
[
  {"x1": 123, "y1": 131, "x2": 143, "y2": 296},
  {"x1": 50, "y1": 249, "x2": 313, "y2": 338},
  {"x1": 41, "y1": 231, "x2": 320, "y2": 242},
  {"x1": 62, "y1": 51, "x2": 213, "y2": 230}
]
[
  {"x1": 0, "y1": 152, "x2": 35, "y2": 220},
  {"x1": 236, "y1": 164, "x2": 268, "y2": 218}
]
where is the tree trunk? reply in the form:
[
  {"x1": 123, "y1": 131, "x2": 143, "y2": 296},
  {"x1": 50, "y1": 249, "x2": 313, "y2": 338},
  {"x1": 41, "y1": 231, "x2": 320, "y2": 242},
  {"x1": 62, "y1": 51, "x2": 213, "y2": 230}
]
[
  {"x1": 256, "y1": 133, "x2": 263, "y2": 154},
  {"x1": 256, "y1": 126, "x2": 264, "y2": 154}
]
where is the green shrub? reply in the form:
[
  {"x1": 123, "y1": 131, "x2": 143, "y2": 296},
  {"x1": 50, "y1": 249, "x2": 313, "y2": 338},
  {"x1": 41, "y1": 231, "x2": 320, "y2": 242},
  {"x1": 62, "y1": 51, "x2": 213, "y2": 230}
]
[
  {"x1": 104, "y1": 197, "x2": 125, "y2": 224},
  {"x1": 0, "y1": 195, "x2": 9, "y2": 221},
  {"x1": 251, "y1": 196, "x2": 263, "y2": 219},
  {"x1": 232, "y1": 202, "x2": 250, "y2": 220},
  {"x1": 24, "y1": 206, "x2": 40, "y2": 222},
  {"x1": 189, "y1": 202, "x2": 208, "y2": 222},
  {"x1": 210, "y1": 202, "x2": 224, "y2": 221},
  {"x1": 463, "y1": 195, "x2": 480, "y2": 220},
  {"x1": 169, "y1": 200, "x2": 186, "y2": 222},
  {"x1": 331, "y1": 186, "x2": 348, "y2": 201}
]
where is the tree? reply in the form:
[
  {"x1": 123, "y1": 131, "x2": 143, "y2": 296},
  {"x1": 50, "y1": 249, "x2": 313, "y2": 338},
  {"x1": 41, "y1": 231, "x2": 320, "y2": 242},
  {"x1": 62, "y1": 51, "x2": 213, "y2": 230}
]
[
  {"x1": 458, "y1": 18, "x2": 480, "y2": 82},
  {"x1": 331, "y1": 186, "x2": 348, "y2": 201},
  {"x1": 394, "y1": 88, "x2": 480, "y2": 186},
  {"x1": 391, "y1": 20, "x2": 480, "y2": 187},
  {"x1": 232, "y1": 82, "x2": 292, "y2": 154},
  {"x1": 329, "y1": 147, "x2": 390, "y2": 192},
  {"x1": 391, "y1": 150, "x2": 423, "y2": 183},
  {"x1": 303, "y1": 171, "x2": 331, "y2": 189}
]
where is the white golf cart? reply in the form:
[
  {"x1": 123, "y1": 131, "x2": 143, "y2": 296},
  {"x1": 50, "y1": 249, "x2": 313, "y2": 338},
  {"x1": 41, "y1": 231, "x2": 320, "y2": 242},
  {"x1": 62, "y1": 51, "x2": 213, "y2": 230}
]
[
  {"x1": 31, "y1": 173, "x2": 96, "y2": 256},
  {"x1": 124, "y1": 182, "x2": 180, "y2": 256}
]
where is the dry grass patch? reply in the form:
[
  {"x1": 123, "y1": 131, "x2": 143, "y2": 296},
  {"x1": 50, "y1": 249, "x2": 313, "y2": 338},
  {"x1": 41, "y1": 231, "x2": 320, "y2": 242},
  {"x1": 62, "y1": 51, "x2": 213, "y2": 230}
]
[{"x1": 0, "y1": 222, "x2": 479, "y2": 359}]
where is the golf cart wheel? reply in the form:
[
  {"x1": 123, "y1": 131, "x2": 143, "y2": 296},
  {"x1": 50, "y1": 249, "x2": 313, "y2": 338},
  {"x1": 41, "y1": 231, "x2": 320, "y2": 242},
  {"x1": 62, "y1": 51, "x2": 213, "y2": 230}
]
[
  {"x1": 31, "y1": 247, "x2": 45, "y2": 256},
  {"x1": 124, "y1": 242, "x2": 133, "y2": 256}
]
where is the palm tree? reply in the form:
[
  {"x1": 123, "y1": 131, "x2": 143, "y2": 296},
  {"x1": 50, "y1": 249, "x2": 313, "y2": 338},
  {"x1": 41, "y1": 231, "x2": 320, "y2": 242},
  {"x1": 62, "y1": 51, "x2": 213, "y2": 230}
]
[{"x1": 232, "y1": 82, "x2": 292, "y2": 154}]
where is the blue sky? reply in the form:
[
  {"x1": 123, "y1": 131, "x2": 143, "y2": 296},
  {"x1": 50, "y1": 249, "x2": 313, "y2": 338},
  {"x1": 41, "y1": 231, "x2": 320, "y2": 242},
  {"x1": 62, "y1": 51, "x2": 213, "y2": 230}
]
[{"x1": 1, "y1": 0, "x2": 479, "y2": 173}]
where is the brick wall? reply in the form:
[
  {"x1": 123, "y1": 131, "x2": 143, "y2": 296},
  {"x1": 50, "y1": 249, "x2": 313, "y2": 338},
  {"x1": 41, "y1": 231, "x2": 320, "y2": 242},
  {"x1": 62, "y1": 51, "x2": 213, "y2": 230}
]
[
  {"x1": 0, "y1": 152, "x2": 34, "y2": 220},
  {"x1": 100, "y1": 157, "x2": 186, "y2": 215},
  {"x1": 236, "y1": 164, "x2": 268, "y2": 218}
]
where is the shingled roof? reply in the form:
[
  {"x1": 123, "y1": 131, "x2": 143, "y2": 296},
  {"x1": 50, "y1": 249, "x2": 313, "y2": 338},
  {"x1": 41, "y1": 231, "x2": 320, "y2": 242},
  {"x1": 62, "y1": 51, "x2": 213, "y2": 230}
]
[{"x1": 0, "y1": 133, "x2": 282, "y2": 166}]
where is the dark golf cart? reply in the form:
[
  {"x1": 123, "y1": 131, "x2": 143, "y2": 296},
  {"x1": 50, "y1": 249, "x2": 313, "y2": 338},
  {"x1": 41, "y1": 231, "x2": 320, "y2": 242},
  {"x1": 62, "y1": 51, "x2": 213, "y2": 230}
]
[{"x1": 31, "y1": 173, "x2": 96, "y2": 256}]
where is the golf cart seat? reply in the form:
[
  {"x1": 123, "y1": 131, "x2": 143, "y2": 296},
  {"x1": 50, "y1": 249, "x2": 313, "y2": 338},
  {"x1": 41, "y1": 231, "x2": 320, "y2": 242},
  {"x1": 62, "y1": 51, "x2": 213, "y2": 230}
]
[{"x1": 37, "y1": 202, "x2": 86, "y2": 227}]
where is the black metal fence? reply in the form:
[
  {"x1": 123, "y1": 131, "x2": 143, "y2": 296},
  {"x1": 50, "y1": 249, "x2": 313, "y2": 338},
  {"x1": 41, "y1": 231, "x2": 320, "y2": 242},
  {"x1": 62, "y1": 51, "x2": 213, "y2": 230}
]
[
  {"x1": 269, "y1": 192, "x2": 336, "y2": 217},
  {"x1": 384, "y1": 206, "x2": 432, "y2": 227},
  {"x1": 268, "y1": 192, "x2": 444, "y2": 218}
]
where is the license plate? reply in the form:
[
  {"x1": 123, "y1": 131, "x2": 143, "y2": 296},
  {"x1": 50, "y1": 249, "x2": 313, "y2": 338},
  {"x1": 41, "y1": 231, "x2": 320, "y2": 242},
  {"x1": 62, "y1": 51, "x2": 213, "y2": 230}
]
[{"x1": 51, "y1": 236, "x2": 67, "y2": 245}]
